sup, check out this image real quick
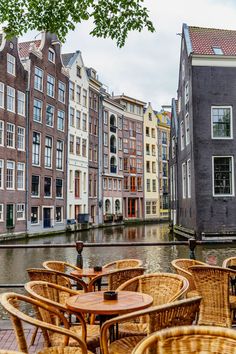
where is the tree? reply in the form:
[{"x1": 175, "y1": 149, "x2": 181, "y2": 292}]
[{"x1": 0, "y1": 0, "x2": 155, "y2": 47}]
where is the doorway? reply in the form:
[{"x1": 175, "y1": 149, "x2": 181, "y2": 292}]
[
  {"x1": 43, "y1": 208, "x2": 51, "y2": 228},
  {"x1": 6, "y1": 204, "x2": 14, "y2": 228},
  {"x1": 128, "y1": 199, "x2": 136, "y2": 218}
]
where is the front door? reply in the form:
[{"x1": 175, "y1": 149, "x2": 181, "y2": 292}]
[
  {"x1": 128, "y1": 199, "x2": 136, "y2": 218},
  {"x1": 75, "y1": 205, "x2": 81, "y2": 222},
  {"x1": 43, "y1": 208, "x2": 51, "y2": 228},
  {"x1": 6, "y1": 204, "x2": 14, "y2": 228}
]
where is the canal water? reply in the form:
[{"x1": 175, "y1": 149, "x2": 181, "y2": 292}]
[{"x1": 1, "y1": 222, "x2": 236, "y2": 318}]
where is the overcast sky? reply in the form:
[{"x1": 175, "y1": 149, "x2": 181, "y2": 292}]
[{"x1": 21, "y1": 0, "x2": 236, "y2": 110}]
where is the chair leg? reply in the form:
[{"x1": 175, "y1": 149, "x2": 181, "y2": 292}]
[{"x1": 30, "y1": 327, "x2": 38, "y2": 346}]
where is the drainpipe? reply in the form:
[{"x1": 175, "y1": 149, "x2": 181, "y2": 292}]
[
  {"x1": 98, "y1": 90, "x2": 104, "y2": 225},
  {"x1": 25, "y1": 69, "x2": 30, "y2": 234}
]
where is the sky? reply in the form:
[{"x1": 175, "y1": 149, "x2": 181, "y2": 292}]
[{"x1": 21, "y1": 0, "x2": 236, "y2": 111}]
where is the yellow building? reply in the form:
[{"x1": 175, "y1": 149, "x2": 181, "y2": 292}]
[{"x1": 144, "y1": 103, "x2": 160, "y2": 220}]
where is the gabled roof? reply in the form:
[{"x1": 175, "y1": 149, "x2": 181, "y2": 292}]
[
  {"x1": 61, "y1": 52, "x2": 75, "y2": 67},
  {"x1": 19, "y1": 40, "x2": 41, "y2": 58},
  {"x1": 188, "y1": 26, "x2": 236, "y2": 56}
]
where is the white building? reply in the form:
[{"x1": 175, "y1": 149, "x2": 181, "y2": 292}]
[{"x1": 62, "y1": 51, "x2": 89, "y2": 222}]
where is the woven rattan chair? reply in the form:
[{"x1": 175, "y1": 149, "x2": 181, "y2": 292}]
[
  {"x1": 103, "y1": 259, "x2": 143, "y2": 270},
  {"x1": 87, "y1": 267, "x2": 145, "y2": 292},
  {"x1": 171, "y1": 258, "x2": 206, "y2": 297},
  {"x1": 0, "y1": 351, "x2": 25, "y2": 353},
  {"x1": 131, "y1": 325, "x2": 236, "y2": 354},
  {"x1": 0, "y1": 292, "x2": 93, "y2": 354},
  {"x1": 25, "y1": 281, "x2": 100, "y2": 352},
  {"x1": 116, "y1": 272, "x2": 189, "y2": 337},
  {"x1": 100, "y1": 296, "x2": 201, "y2": 354},
  {"x1": 223, "y1": 256, "x2": 236, "y2": 269},
  {"x1": 43, "y1": 261, "x2": 81, "y2": 274},
  {"x1": 190, "y1": 265, "x2": 236, "y2": 327}
]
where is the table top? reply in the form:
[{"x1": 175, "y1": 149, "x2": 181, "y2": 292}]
[
  {"x1": 66, "y1": 291, "x2": 153, "y2": 315},
  {"x1": 71, "y1": 268, "x2": 110, "y2": 278}
]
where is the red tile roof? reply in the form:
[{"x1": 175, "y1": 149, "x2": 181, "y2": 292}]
[
  {"x1": 189, "y1": 26, "x2": 236, "y2": 56},
  {"x1": 19, "y1": 40, "x2": 41, "y2": 58}
]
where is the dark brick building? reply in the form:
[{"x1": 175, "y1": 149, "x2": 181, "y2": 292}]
[
  {"x1": 0, "y1": 34, "x2": 28, "y2": 235},
  {"x1": 19, "y1": 32, "x2": 69, "y2": 234},
  {"x1": 171, "y1": 24, "x2": 236, "y2": 239}
]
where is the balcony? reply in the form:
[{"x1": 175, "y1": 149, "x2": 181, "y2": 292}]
[
  {"x1": 110, "y1": 146, "x2": 116, "y2": 154},
  {"x1": 110, "y1": 125, "x2": 117, "y2": 133},
  {"x1": 110, "y1": 165, "x2": 117, "y2": 173}
]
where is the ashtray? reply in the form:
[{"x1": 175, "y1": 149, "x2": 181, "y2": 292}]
[
  {"x1": 103, "y1": 291, "x2": 118, "y2": 300},
  {"x1": 94, "y1": 266, "x2": 102, "y2": 272}
]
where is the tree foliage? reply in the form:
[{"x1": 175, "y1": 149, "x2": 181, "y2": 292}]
[{"x1": 0, "y1": 0, "x2": 155, "y2": 47}]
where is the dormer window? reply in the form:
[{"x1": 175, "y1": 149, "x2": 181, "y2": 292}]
[
  {"x1": 212, "y1": 47, "x2": 223, "y2": 55},
  {"x1": 76, "y1": 66, "x2": 81, "y2": 77},
  {"x1": 48, "y1": 48, "x2": 55, "y2": 63}
]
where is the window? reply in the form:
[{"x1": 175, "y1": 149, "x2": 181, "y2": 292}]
[
  {"x1": 89, "y1": 175, "x2": 93, "y2": 196},
  {"x1": 76, "y1": 110, "x2": 81, "y2": 129},
  {"x1": 187, "y1": 159, "x2": 191, "y2": 198},
  {"x1": 172, "y1": 136, "x2": 176, "y2": 159},
  {"x1": 7, "y1": 54, "x2": 15, "y2": 75},
  {"x1": 46, "y1": 104, "x2": 54, "y2": 127},
  {"x1": 182, "y1": 162, "x2": 186, "y2": 199},
  {"x1": 17, "y1": 127, "x2": 25, "y2": 151},
  {"x1": 118, "y1": 117, "x2": 122, "y2": 129},
  {"x1": 152, "y1": 179, "x2": 157, "y2": 192},
  {"x1": 146, "y1": 201, "x2": 151, "y2": 214},
  {"x1": 180, "y1": 121, "x2": 184, "y2": 150},
  {"x1": 33, "y1": 98, "x2": 42, "y2": 122},
  {"x1": 213, "y1": 156, "x2": 234, "y2": 196},
  {"x1": 82, "y1": 89, "x2": 87, "y2": 107},
  {"x1": 32, "y1": 132, "x2": 40, "y2": 165},
  {"x1": 119, "y1": 157, "x2": 123, "y2": 170},
  {"x1": 152, "y1": 162, "x2": 156, "y2": 173},
  {"x1": 148, "y1": 112, "x2": 152, "y2": 120},
  {"x1": 146, "y1": 179, "x2": 151, "y2": 192},
  {"x1": 17, "y1": 162, "x2": 25, "y2": 190},
  {"x1": 82, "y1": 139, "x2": 87, "y2": 157},
  {"x1": 69, "y1": 82, "x2": 75, "y2": 100},
  {"x1": 152, "y1": 145, "x2": 156, "y2": 156},
  {"x1": 0, "y1": 204, "x2": 3, "y2": 221},
  {"x1": 77, "y1": 65, "x2": 81, "y2": 77},
  {"x1": 104, "y1": 133, "x2": 108, "y2": 146},
  {"x1": 69, "y1": 107, "x2": 75, "y2": 127},
  {"x1": 108, "y1": 179, "x2": 112, "y2": 190},
  {"x1": 31, "y1": 207, "x2": 39, "y2": 224},
  {"x1": 7, "y1": 86, "x2": 15, "y2": 112},
  {"x1": 182, "y1": 59, "x2": 185, "y2": 80},
  {"x1": 75, "y1": 171, "x2": 80, "y2": 197},
  {"x1": 82, "y1": 113, "x2": 87, "y2": 131},
  {"x1": 58, "y1": 81, "x2": 65, "y2": 103},
  {"x1": 93, "y1": 94, "x2": 98, "y2": 111},
  {"x1": 47, "y1": 75, "x2": 55, "y2": 97},
  {"x1": 146, "y1": 127, "x2": 150, "y2": 136},
  {"x1": 124, "y1": 157, "x2": 128, "y2": 171},
  {"x1": 104, "y1": 111, "x2": 108, "y2": 124},
  {"x1": 162, "y1": 146, "x2": 167, "y2": 160},
  {"x1": 137, "y1": 177, "x2": 142, "y2": 191},
  {"x1": 48, "y1": 48, "x2": 55, "y2": 62},
  {"x1": 69, "y1": 134, "x2": 74, "y2": 154},
  {"x1": 56, "y1": 140, "x2": 63, "y2": 170},
  {"x1": 76, "y1": 85, "x2": 81, "y2": 103},
  {"x1": 104, "y1": 154, "x2": 108, "y2": 168},
  {"x1": 31, "y1": 175, "x2": 40, "y2": 196},
  {"x1": 151, "y1": 128, "x2": 155, "y2": 138},
  {"x1": 57, "y1": 110, "x2": 65, "y2": 131},
  {"x1": 211, "y1": 106, "x2": 232, "y2": 139},
  {"x1": 0, "y1": 82, "x2": 4, "y2": 108},
  {"x1": 16, "y1": 204, "x2": 25, "y2": 220},
  {"x1": 17, "y1": 91, "x2": 25, "y2": 116},
  {"x1": 6, "y1": 160, "x2": 14, "y2": 189},
  {"x1": 56, "y1": 179, "x2": 63, "y2": 198},
  {"x1": 89, "y1": 147, "x2": 92, "y2": 161},
  {"x1": 212, "y1": 46, "x2": 223, "y2": 55},
  {"x1": 76, "y1": 137, "x2": 80, "y2": 155},
  {"x1": 44, "y1": 177, "x2": 52, "y2": 197},
  {"x1": 118, "y1": 138, "x2": 122, "y2": 150},
  {"x1": 152, "y1": 201, "x2": 157, "y2": 214},
  {"x1": 162, "y1": 131, "x2": 167, "y2": 144},
  {"x1": 130, "y1": 176, "x2": 136, "y2": 191},
  {"x1": 94, "y1": 145, "x2": 97, "y2": 162},
  {"x1": 185, "y1": 81, "x2": 189, "y2": 104},
  {"x1": 34, "y1": 67, "x2": 43, "y2": 91},
  {"x1": 45, "y1": 136, "x2": 52, "y2": 168},
  {"x1": 56, "y1": 207, "x2": 62, "y2": 222},
  {"x1": 7, "y1": 123, "x2": 15, "y2": 148},
  {"x1": 89, "y1": 116, "x2": 92, "y2": 134},
  {"x1": 0, "y1": 160, "x2": 3, "y2": 189}
]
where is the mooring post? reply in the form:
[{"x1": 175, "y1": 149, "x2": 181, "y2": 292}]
[
  {"x1": 188, "y1": 238, "x2": 196, "y2": 260},
  {"x1": 76, "y1": 241, "x2": 84, "y2": 268}
]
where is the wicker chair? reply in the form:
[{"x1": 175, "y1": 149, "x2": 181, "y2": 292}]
[
  {"x1": 190, "y1": 265, "x2": 236, "y2": 327},
  {"x1": 171, "y1": 258, "x2": 206, "y2": 297},
  {"x1": 131, "y1": 325, "x2": 236, "y2": 354},
  {"x1": 43, "y1": 261, "x2": 81, "y2": 274},
  {"x1": 87, "y1": 267, "x2": 145, "y2": 292},
  {"x1": 103, "y1": 259, "x2": 143, "y2": 270},
  {"x1": 100, "y1": 296, "x2": 201, "y2": 354},
  {"x1": 0, "y1": 292, "x2": 93, "y2": 354},
  {"x1": 25, "y1": 281, "x2": 100, "y2": 352},
  {"x1": 0, "y1": 351, "x2": 25, "y2": 354}
]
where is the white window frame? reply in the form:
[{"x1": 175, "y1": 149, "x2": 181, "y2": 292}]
[
  {"x1": 0, "y1": 204, "x2": 3, "y2": 221},
  {"x1": 31, "y1": 175, "x2": 40, "y2": 198},
  {"x1": 57, "y1": 110, "x2": 65, "y2": 132},
  {"x1": 17, "y1": 91, "x2": 25, "y2": 116},
  {"x1": 180, "y1": 121, "x2": 184, "y2": 151},
  {"x1": 7, "y1": 86, "x2": 15, "y2": 112},
  {"x1": 182, "y1": 162, "x2": 186, "y2": 199},
  {"x1": 47, "y1": 74, "x2": 55, "y2": 98},
  {"x1": 0, "y1": 159, "x2": 3, "y2": 189},
  {"x1": 32, "y1": 131, "x2": 41, "y2": 166},
  {"x1": 212, "y1": 156, "x2": 234, "y2": 197},
  {"x1": 31, "y1": 206, "x2": 39, "y2": 225},
  {"x1": 46, "y1": 104, "x2": 54, "y2": 127},
  {"x1": 17, "y1": 162, "x2": 25, "y2": 190},
  {"x1": 34, "y1": 66, "x2": 43, "y2": 91},
  {"x1": 0, "y1": 120, "x2": 4, "y2": 146},
  {"x1": 0, "y1": 82, "x2": 4, "y2": 108},
  {"x1": 187, "y1": 159, "x2": 191, "y2": 198},
  {"x1": 44, "y1": 136, "x2": 53, "y2": 168},
  {"x1": 185, "y1": 113, "x2": 190, "y2": 145},
  {"x1": 185, "y1": 81, "x2": 189, "y2": 104},
  {"x1": 16, "y1": 203, "x2": 25, "y2": 220},
  {"x1": 6, "y1": 160, "x2": 15, "y2": 190},
  {"x1": 7, "y1": 53, "x2": 15, "y2": 76},
  {"x1": 55, "y1": 206, "x2": 63, "y2": 223},
  {"x1": 211, "y1": 106, "x2": 233, "y2": 140},
  {"x1": 33, "y1": 98, "x2": 42, "y2": 123},
  {"x1": 17, "y1": 126, "x2": 25, "y2": 151},
  {"x1": 48, "y1": 48, "x2": 55, "y2": 63},
  {"x1": 6, "y1": 123, "x2": 15, "y2": 148},
  {"x1": 58, "y1": 81, "x2": 65, "y2": 103}
]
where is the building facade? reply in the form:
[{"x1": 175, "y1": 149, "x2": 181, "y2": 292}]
[
  {"x1": 113, "y1": 95, "x2": 145, "y2": 220},
  {"x1": 171, "y1": 23, "x2": 236, "y2": 239},
  {"x1": 143, "y1": 103, "x2": 160, "y2": 220},
  {"x1": 102, "y1": 95, "x2": 124, "y2": 223},
  {"x1": 0, "y1": 34, "x2": 28, "y2": 235},
  {"x1": 62, "y1": 51, "x2": 89, "y2": 224},
  {"x1": 20, "y1": 32, "x2": 69, "y2": 234}
]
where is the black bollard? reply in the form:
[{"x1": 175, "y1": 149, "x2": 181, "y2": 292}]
[
  {"x1": 188, "y1": 238, "x2": 196, "y2": 260},
  {"x1": 76, "y1": 241, "x2": 84, "y2": 269}
]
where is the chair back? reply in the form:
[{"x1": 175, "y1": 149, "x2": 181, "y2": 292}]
[
  {"x1": 171, "y1": 258, "x2": 206, "y2": 293},
  {"x1": 43, "y1": 261, "x2": 66, "y2": 272},
  {"x1": 132, "y1": 325, "x2": 236, "y2": 354},
  {"x1": 190, "y1": 265, "x2": 233, "y2": 327},
  {"x1": 0, "y1": 292, "x2": 88, "y2": 354},
  {"x1": 223, "y1": 256, "x2": 236, "y2": 269},
  {"x1": 117, "y1": 273, "x2": 189, "y2": 306},
  {"x1": 88, "y1": 267, "x2": 145, "y2": 292},
  {"x1": 103, "y1": 259, "x2": 143, "y2": 270}
]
